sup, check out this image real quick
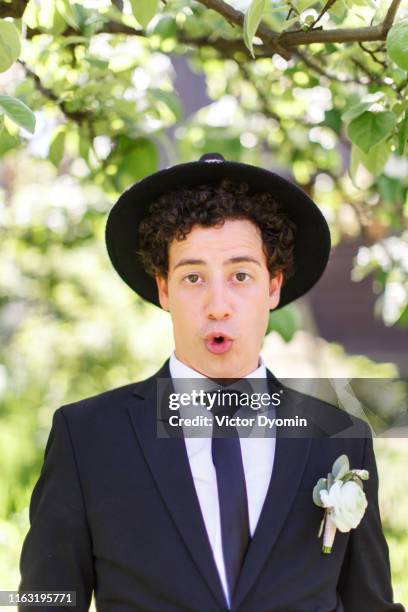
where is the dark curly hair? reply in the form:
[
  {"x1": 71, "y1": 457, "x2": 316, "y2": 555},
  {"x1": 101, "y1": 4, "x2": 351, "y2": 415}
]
[{"x1": 138, "y1": 177, "x2": 297, "y2": 282}]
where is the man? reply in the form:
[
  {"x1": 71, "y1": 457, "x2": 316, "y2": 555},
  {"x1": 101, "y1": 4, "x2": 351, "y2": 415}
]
[{"x1": 19, "y1": 153, "x2": 404, "y2": 611}]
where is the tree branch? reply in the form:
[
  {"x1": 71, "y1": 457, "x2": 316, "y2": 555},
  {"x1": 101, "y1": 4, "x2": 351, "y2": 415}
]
[
  {"x1": 306, "y1": 0, "x2": 337, "y2": 30},
  {"x1": 194, "y1": 0, "x2": 291, "y2": 59},
  {"x1": 382, "y1": 0, "x2": 403, "y2": 33},
  {"x1": 18, "y1": 60, "x2": 91, "y2": 124},
  {"x1": 25, "y1": 0, "x2": 403, "y2": 58},
  {"x1": 294, "y1": 49, "x2": 366, "y2": 85}
]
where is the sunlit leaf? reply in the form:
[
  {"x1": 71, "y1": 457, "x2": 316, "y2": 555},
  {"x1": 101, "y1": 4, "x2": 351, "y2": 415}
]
[
  {"x1": 56, "y1": 0, "x2": 80, "y2": 30},
  {"x1": 243, "y1": 0, "x2": 267, "y2": 59},
  {"x1": 130, "y1": 0, "x2": 159, "y2": 29},
  {"x1": 342, "y1": 92, "x2": 386, "y2": 124},
  {"x1": 350, "y1": 139, "x2": 391, "y2": 180},
  {"x1": 0, "y1": 19, "x2": 21, "y2": 73},
  {"x1": 387, "y1": 18, "x2": 408, "y2": 71},
  {"x1": 397, "y1": 109, "x2": 408, "y2": 156},
  {"x1": 49, "y1": 126, "x2": 66, "y2": 166},
  {"x1": 347, "y1": 110, "x2": 395, "y2": 154},
  {"x1": 0, "y1": 96, "x2": 35, "y2": 134}
]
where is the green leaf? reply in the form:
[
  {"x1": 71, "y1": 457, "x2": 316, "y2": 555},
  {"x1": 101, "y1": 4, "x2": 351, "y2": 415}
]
[
  {"x1": 51, "y1": 4, "x2": 68, "y2": 35},
  {"x1": 243, "y1": 0, "x2": 267, "y2": 59},
  {"x1": 130, "y1": 0, "x2": 159, "y2": 29},
  {"x1": 296, "y1": 0, "x2": 318, "y2": 11},
  {"x1": 0, "y1": 123, "x2": 20, "y2": 157},
  {"x1": 332, "y1": 454, "x2": 350, "y2": 480},
  {"x1": 350, "y1": 139, "x2": 391, "y2": 180},
  {"x1": 342, "y1": 92, "x2": 385, "y2": 124},
  {"x1": 378, "y1": 175, "x2": 403, "y2": 202},
  {"x1": 392, "y1": 99, "x2": 408, "y2": 118},
  {"x1": 313, "y1": 478, "x2": 327, "y2": 507},
  {"x1": 56, "y1": 0, "x2": 79, "y2": 30},
  {"x1": 387, "y1": 18, "x2": 408, "y2": 71},
  {"x1": 49, "y1": 126, "x2": 66, "y2": 166},
  {"x1": 148, "y1": 88, "x2": 182, "y2": 122},
  {"x1": 85, "y1": 56, "x2": 109, "y2": 70},
  {"x1": 266, "y1": 304, "x2": 300, "y2": 342},
  {"x1": 111, "y1": 137, "x2": 159, "y2": 191},
  {"x1": 148, "y1": 15, "x2": 177, "y2": 40},
  {"x1": 347, "y1": 110, "x2": 395, "y2": 154},
  {"x1": 0, "y1": 19, "x2": 21, "y2": 72},
  {"x1": 398, "y1": 109, "x2": 408, "y2": 156},
  {"x1": 79, "y1": 133, "x2": 91, "y2": 161},
  {"x1": 329, "y1": 0, "x2": 347, "y2": 20},
  {"x1": 323, "y1": 108, "x2": 342, "y2": 134},
  {"x1": 0, "y1": 95, "x2": 35, "y2": 134}
]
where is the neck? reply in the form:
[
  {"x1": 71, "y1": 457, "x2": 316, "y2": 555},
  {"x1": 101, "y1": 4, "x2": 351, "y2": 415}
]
[{"x1": 173, "y1": 351, "x2": 261, "y2": 379}]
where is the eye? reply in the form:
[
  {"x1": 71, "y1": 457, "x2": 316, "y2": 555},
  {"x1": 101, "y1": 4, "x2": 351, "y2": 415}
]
[
  {"x1": 235, "y1": 272, "x2": 249, "y2": 282},
  {"x1": 185, "y1": 273, "x2": 200, "y2": 284}
]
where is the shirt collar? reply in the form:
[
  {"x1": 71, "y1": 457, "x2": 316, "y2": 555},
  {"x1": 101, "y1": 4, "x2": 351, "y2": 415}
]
[{"x1": 169, "y1": 350, "x2": 269, "y2": 394}]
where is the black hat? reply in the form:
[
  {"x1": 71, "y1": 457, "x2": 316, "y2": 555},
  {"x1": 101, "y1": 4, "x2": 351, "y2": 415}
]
[{"x1": 105, "y1": 152, "x2": 331, "y2": 310}]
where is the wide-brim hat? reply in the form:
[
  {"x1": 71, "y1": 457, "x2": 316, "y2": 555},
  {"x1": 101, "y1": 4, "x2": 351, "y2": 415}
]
[{"x1": 105, "y1": 152, "x2": 331, "y2": 310}]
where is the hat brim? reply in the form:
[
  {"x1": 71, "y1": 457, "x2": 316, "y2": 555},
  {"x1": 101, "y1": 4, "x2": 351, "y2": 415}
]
[{"x1": 105, "y1": 159, "x2": 331, "y2": 310}]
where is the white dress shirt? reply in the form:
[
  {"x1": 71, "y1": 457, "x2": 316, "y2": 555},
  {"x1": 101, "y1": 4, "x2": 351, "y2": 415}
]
[{"x1": 169, "y1": 352, "x2": 276, "y2": 608}]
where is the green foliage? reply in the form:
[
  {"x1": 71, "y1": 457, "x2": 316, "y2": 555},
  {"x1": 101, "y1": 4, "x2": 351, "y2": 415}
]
[
  {"x1": 0, "y1": 96, "x2": 35, "y2": 134},
  {"x1": 387, "y1": 18, "x2": 408, "y2": 71},
  {"x1": 244, "y1": 0, "x2": 267, "y2": 59},
  {"x1": 3, "y1": 0, "x2": 406, "y2": 324},
  {"x1": 130, "y1": 0, "x2": 159, "y2": 29},
  {"x1": 0, "y1": 19, "x2": 35, "y2": 134},
  {"x1": 266, "y1": 304, "x2": 300, "y2": 341},
  {"x1": 0, "y1": 18, "x2": 20, "y2": 72},
  {"x1": 347, "y1": 111, "x2": 395, "y2": 154}
]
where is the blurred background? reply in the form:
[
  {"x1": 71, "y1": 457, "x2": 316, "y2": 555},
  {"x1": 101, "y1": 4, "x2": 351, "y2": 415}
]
[{"x1": 0, "y1": 0, "x2": 407, "y2": 608}]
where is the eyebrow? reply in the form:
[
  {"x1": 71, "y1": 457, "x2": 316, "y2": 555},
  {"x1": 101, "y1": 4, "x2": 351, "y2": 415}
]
[{"x1": 172, "y1": 256, "x2": 262, "y2": 271}]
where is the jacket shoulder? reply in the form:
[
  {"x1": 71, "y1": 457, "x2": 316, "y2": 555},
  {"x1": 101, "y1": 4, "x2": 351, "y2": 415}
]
[{"x1": 57, "y1": 371, "x2": 157, "y2": 423}]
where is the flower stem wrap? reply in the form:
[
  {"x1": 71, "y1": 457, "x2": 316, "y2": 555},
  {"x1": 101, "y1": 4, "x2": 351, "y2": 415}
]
[{"x1": 322, "y1": 512, "x2": 337, "y2": 553}]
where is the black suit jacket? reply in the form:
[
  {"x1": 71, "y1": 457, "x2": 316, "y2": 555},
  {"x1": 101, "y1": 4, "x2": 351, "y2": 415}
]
[{"x1": 19, "y1": 360, "x2": 405, "y2": 611}]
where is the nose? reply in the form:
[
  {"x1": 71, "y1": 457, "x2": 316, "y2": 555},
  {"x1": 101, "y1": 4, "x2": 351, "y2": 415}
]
[{"x1": 204, "y1": 279, "x2": 232, "y2": 320}]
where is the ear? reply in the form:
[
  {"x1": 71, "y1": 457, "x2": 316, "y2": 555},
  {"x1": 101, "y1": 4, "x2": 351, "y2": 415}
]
[
  {"x1": 268, "y1": 271, "x2": 283, "y2": 310},
  {"x1": 155, "y1": 275, "x2": 170, "y2": 311}
]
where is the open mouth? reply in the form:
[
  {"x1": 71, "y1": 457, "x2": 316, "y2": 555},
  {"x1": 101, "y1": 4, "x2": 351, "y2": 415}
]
[{"x1": 204, "y1": 333, "x2": 233, "y2": 355}]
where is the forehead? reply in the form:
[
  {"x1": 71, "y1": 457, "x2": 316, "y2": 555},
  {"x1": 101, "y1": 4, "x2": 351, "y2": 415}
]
[{"x1": 168, "y1": 219, "x2": 264, "y2": 260}]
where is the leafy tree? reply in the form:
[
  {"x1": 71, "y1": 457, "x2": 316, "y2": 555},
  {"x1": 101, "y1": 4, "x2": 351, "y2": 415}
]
[{"x1": 1, "y1": 0, "x2": 407, "y2": 325}]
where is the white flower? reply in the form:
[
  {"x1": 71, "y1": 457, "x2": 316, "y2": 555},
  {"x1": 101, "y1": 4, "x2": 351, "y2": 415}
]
[{"x1": 319, "y1": 480, "x2": 368, "y2": 532}]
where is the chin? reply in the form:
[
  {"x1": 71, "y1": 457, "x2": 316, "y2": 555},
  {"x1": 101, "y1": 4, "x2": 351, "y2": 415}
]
[{"x1": 206, "y1": 356, "x2": 240, "y2": 378}]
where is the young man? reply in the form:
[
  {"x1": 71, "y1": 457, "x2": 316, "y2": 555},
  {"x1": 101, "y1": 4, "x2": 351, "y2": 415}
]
[{"x1": 19, "y1": 153, "x2": 403, "y2": 611}]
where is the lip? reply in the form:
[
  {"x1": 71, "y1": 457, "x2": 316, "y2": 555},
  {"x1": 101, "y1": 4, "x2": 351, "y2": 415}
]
[
  {"x1": 204, "y1": 332, "x2": 234, "y2": 355},
  {"x1": 204, "y1": 331, "x2": 233, "y2": 342}
]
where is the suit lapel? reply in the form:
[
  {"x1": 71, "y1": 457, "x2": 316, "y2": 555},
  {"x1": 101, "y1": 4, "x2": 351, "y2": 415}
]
[
  {"x1": 127, "y1": 361, "x2": 228, "y2": 610},
  {"x1": 232, "y1": 369, "x2": 313, "y2": 609}
]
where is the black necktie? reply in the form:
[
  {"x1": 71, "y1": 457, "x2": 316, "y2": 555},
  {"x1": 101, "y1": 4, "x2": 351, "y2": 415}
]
[{"x1": 211, "y1": 384, "x2": 251, "y2": 601}]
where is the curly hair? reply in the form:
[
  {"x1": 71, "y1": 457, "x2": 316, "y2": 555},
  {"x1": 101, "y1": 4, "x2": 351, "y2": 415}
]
[{"x1": 138, "y1": 177, "x2": 297, "y2": 282}]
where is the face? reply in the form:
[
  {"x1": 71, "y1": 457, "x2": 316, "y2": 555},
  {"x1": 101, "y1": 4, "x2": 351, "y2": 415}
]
[{"x1": 155, "y1": 219, "x2": 283, "y2": 379}]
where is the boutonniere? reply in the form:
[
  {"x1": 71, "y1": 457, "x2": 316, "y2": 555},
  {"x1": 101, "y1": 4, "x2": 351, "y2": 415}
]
[{"x1": 313, "y1": 454, "x2": 369, "y2": 554}]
